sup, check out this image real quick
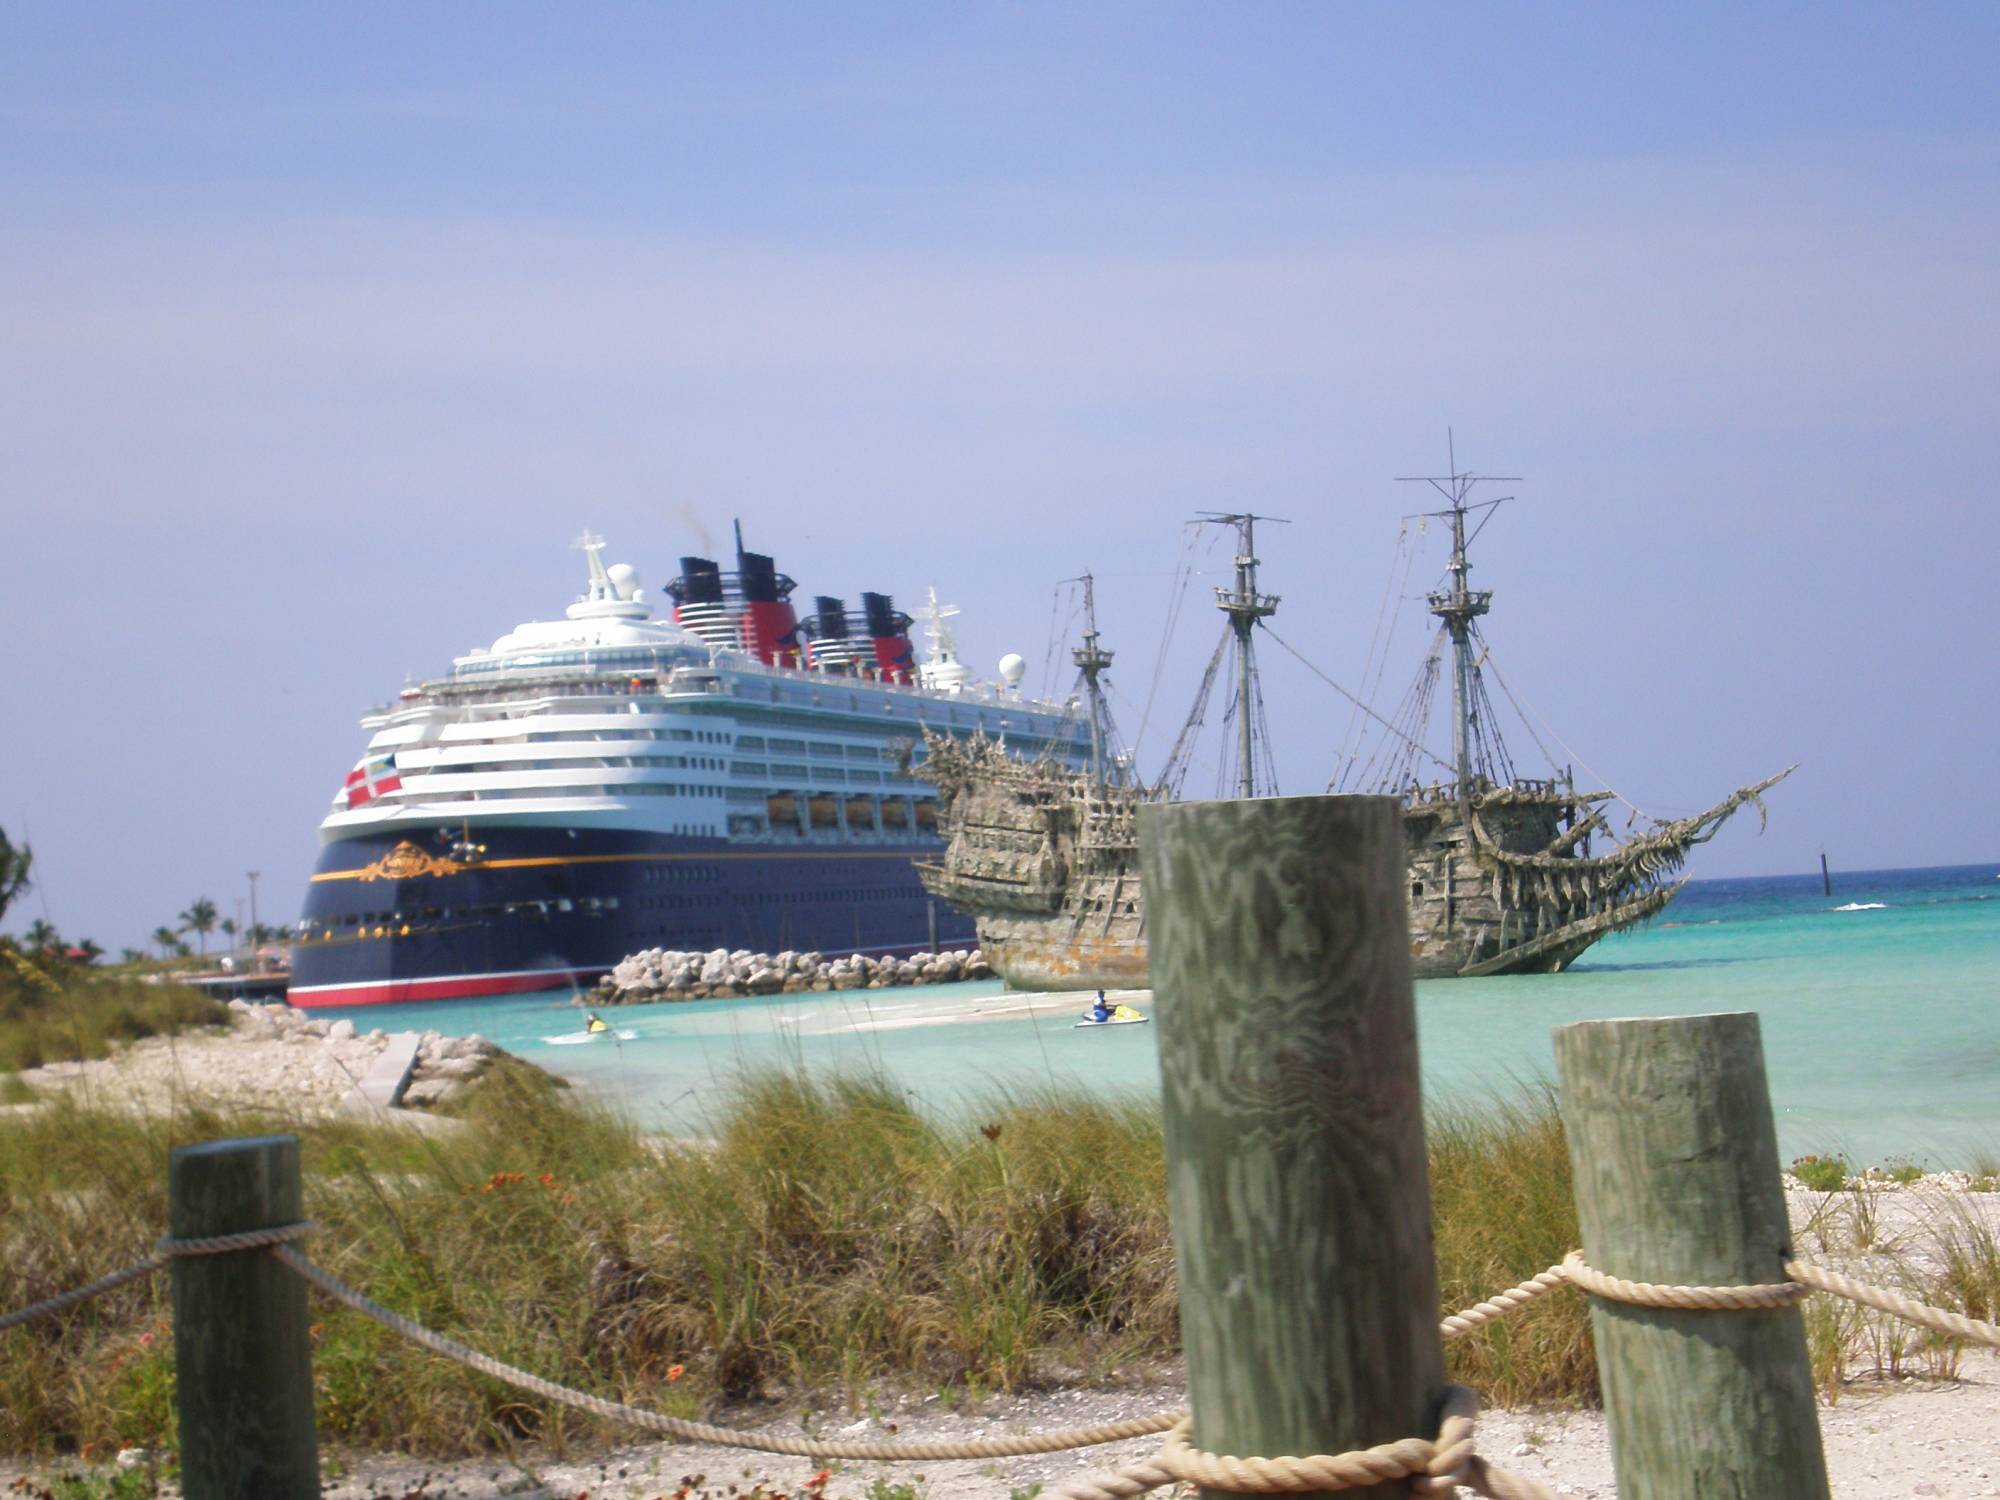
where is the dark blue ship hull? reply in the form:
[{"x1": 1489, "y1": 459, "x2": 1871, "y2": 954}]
[{"x1": 288, "y1": 824, "x2": 972, "y2": 1007}]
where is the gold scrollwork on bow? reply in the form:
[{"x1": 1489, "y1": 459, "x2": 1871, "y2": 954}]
[{"x1": 354, "y1": 841, "x2": 465, "y2": 883}]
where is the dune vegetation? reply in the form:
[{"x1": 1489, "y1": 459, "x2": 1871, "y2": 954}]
[
  {"x1": 0, "y1": 948, "x2": 226, "y2": 1075},
  {"x1": 1, "y1": 1067, "x2": 1994, "y2": 1469}
]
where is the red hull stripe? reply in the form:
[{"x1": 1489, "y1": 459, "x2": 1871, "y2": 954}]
[{"x1": 287, "y1": 968, "x2": 605, "y2": 1009}]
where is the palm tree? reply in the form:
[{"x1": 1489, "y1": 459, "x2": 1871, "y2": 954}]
[
  {"x1": 24, "y1": 918, "x2": 60, "y2": 957},
  {"x1": 219, "y1": 917, "x2": 238, "y2": 953},
  {"x1": 0, "y1": 827, "x2": 31, "y2": 929},
  {"x1": 120, "y1": 947, "x2": 147, "y2": 965},
  {"x1": 179, "y1": 897, "x2": 219, "y2": 957},
  {"x1": 76, "y1": 938, "x2": 102, "y2": 964},
  {"x1": 152, "y1": 926, "x2": 180, "y2": 961}
]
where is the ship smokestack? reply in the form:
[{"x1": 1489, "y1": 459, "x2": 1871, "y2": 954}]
[
  {"x1": 736, "y1": 546, "x2": 802, "y2": 667},
  {"x1": 665, "y1": 556, "x2": 740, "y2": 647},
  {"x1": 862, "y1": 591, "x2": 915, "y2": 684},
  {"x1": 805, "y1": 596, "x2": 871, "y2": 673}
]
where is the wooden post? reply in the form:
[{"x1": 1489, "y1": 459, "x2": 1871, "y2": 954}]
[
  {"x1": 169, "y1": 1136, "x2": 321, "y2": 1499},
  {"x1": 1553, "y1": 1014, "x2": 1829, "y2": 1499},
  {"x1": 1137, "y1": 795, "x2": 1442, "y2": 1498}
]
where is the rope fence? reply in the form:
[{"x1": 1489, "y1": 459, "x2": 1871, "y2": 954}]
[{"x1": 7, "y1": 1219, "x2": 1997, "y2": 1499}]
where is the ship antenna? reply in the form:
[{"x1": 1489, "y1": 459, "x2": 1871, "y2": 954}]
[
  {"x1": 1398, "y1": 437, "x2": 1518, "y2": 802},
  {"x1": 572, "y1": 528, "x2": 611, "y2": 597},
  {"x1": 1067, "y1": 573, "x2": 1116, "y2": 785},
  {"x1": 1198, "y1": 512, "x2": 1285, "y2": 799}
]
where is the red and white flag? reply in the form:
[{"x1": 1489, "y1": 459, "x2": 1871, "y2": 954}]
[{"x1": 341, "y1": 752, "x2": 402, "y2": 808}]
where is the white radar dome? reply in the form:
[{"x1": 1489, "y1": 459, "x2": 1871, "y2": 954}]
[
  {"x1": 606, "y1": 562, "x2": 642, "y2": 601},
  {"x1": 998, "y1": 653, "x2": 1027, "y2": 686}
]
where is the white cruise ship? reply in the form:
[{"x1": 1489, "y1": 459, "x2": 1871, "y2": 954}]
[{"x1": 289, "y1": 530, "x2": 1084, "y2": 1007}]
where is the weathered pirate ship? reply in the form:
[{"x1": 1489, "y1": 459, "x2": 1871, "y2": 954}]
[
  {"x1": 916, "y1": 482, "x2": 1790, "y2": 989},
  {"x1": 911, "y1": 571, "x2": 1152, "y2": 988}
]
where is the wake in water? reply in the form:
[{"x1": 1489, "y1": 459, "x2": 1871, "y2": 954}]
[{"x1": 1832, "y1": 902, "x2": 1889, "y2": 912}]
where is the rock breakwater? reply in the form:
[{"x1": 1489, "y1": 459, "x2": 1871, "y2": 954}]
[{"x1": 593, "y1": 946, "x2": 994, "y2": 1003}]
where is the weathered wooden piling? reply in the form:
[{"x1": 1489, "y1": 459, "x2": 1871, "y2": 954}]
[
  {"x1": 1137, "y1": 794, "x2": 1441, "y2": 1498},
  {"x1": 169, "y1": 1135, "x2": 320, "y2": 1499},
  {"x1": 1554, "y1": 1013, "x2": 1829, "y2": 1500}
]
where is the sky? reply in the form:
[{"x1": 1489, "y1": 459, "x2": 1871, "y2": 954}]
[{"x1": 2, "y1": 3, "x2": 1995, "y2": 952}]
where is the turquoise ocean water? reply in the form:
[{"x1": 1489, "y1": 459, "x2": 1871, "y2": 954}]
[{"x1": 316, "y1": 863, "x2": 2000, "y2": 1169}]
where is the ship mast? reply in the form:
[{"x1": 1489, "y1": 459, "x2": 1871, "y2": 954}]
[
  {"x1": 1399, "y1": 438, "x2": 1516, "y2": 800},
  {"x1": 1202, "y1": 512, "x2": 1283, "y2": 799},
  {"x1": 1070, "y1": 572, "x2": 1114, "y2": 786}
]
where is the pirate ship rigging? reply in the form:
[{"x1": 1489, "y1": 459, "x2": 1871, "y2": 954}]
[{"x1": 916, "y1": 467, "x2": 1789, "y2": 989}]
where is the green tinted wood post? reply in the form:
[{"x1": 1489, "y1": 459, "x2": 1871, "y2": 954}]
[
  {"x1": 1137, "y1": 795, "x2": 1443, "y2": 1500},
  {"x1": 168, "y1": 1136, "x2": 321, "y2": 1499},
  {"x1": 1553, "y1": 1014, "x2": 1829, "y2": 1500}
]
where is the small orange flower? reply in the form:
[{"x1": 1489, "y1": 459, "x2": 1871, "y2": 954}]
[
  {"x1": 809, "y1": 1470, "x2": 831, "y2": 1487},
  {"x1": 666, "y1": 1363, "x2": 685, "y2": 1382}
]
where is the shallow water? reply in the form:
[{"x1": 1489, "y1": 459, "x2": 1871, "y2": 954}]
[{"x1": 314, "y1": 862, "x2": 2000, "y2": 1169}]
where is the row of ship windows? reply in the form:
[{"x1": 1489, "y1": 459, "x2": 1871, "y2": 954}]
[
  {"x1": 640, "y1": 864, "x2": 721, "y2": 884},
  {"x1": 298, "y1": 895, "x2": 623, "y2": 933},
  {"x1": 729, "y1": 764, "x2": 888, "y2": 784},
  {"x1": 504, "y1": 728, "x2": 720, "y2": 744},
  {"x1": 417, "y1": 756, "x2": 725, "y2": 773},
  {"x1": 455, "y1": 647, "x2": 708, "y2": 675},
  {"x1": 453, "y1": 728, "x2": 896, "y2": 763},
  {"x1": 443, "y1": 678, "x2": 1060, "y2": 747},
  {"x1": 409, "y1": 785, "x2": 723, "y2": 800},
  {"x1": 635, "y1": 888, "x2": 913, "y2": 911}
]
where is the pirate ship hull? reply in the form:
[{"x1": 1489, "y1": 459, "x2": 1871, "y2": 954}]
[{"x1": 917, "y1": 725, "x2": 1789, "y2": 992}]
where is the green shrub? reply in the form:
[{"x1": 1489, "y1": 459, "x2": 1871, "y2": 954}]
[
  {"x1": 0, "y1": 957, "x2": 224, "y2": 1073},
  {"x1": 1791, "y1": 1154, "x2": 1851, "y2": 1192}
]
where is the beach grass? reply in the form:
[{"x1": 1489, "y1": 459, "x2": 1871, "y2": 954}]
[
  {"x1": 1, "y1": 1072, "x2": 1992, "y2": 1462},
  {"x1": 0, "y1": 951, "x2": 226, "y2": 1074}
]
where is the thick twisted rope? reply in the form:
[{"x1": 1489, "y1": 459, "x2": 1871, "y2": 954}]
[
  {"x1": 159, "y1": 1221, "x2": 318, "y2": 1259},
  {"x1": 1560, "y1": 1249, "x2": 2000, "y2": 1348},
  {"x1": 1784, "y1": 1260, "x2": 2000, "y2": 1349},
  {"x1": 0, "y1": 1256, "x2": 168, "y2": 1334},
  {"x1": 1560, "y1": 1250, "x2": 1808, "y2": 1310},
  {"x1": 1099, "y1": 1388, "x2": 1566, "y2": 1500},
  {"x1": 1438, "y1": 1265, "x2": 1571, "y2": 1338},
  {"x1": 274, "y1": 1245, "x2": 1177, "y2": 1461},
  {"x1": 0, "y1": 1221, "x2": 316, "y2": 1334}
]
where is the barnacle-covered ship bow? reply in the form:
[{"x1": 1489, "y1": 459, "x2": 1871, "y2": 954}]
[
  {"x1": 1373, "y1": 453, "x2": 1793, "y2": 977},
  {"x1": 1402, "y1": 768, "x2": 1791, "y2": 978},
  {"x1": 917, "y1": 735, "x2": 1149, "y2": 990},
  {"x1": 915, "y1": 572, "x2": 1152, "y2": 990}
]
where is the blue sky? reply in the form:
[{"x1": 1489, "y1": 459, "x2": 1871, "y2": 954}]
[{"x1": 2, "y1": 3, "x2": 1995, "y2": 950}]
